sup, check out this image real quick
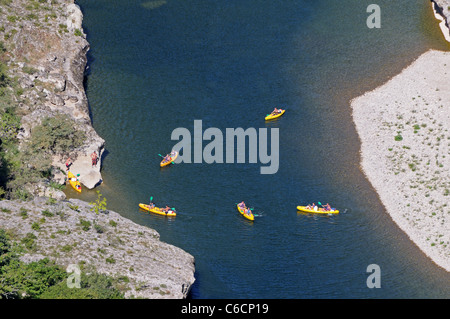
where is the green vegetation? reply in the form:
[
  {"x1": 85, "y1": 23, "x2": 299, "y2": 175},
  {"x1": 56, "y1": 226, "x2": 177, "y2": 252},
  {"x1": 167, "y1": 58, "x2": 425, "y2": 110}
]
[
  {"x1": 94, "y1": 223, "x2": 105, "y2": 234},
  {"x1": 58, "y1": 23, "x2": 68, "y2": 34},
  {"x1": 0, "y1": 229, "x2": 124, "y2": 299},
  {"x1": 78, "y1": 219, "x2": 91, "y2": 232},
  {"x1": 41, "y1": 209, "x2": 54, "y2": 217},
  {"x1": 109, "y1": 220, "x2": 117, "y2": 227},
  {"x1": 29, "y1": 114, "x2": 86, "y2": 154},
  {"x1": 90, "y1": 191, "x2": 107, "y2": 214},
  {"x1": 22, "y1": 65, "x2": 38, "y2": 75},
  {"x1": 6, "y1": 16, "x2": 18, "y2": 23}
]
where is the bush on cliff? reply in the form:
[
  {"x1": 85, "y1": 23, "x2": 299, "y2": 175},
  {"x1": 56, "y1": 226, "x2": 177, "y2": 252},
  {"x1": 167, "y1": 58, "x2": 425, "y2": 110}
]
[
  {"x1": 29, "y1": 114, "x2": 86, "y2": 154},
  {"x1": 0, "y1": 107, "x2": 20, "y2": 141}
]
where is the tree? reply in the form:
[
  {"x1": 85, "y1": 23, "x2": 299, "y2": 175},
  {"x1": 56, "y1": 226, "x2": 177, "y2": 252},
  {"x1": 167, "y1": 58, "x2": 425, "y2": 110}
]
[{"x1": 90, "y1": 190, "x2": 107, "y2": 215}]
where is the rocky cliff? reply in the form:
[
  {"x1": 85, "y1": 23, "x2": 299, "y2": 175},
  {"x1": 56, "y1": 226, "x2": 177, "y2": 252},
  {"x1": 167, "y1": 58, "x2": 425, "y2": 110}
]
[
  {"x1": 0, "y1": 197, "x2": 195, "y2": 298},
  {"x1": 1, "y1": 0, "x2": 103, "y2": 194}
]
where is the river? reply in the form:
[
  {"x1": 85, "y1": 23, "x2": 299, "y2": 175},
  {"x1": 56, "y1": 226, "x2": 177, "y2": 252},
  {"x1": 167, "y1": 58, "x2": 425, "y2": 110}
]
[{"x1": 73, "y1": 0, "x2": 450, "y2": 298}]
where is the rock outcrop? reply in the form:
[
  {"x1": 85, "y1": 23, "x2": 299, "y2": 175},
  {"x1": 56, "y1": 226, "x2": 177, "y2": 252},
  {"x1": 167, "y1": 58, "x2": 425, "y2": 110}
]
[
  {"x1": 0, "y1": 198, "x2": 195, "y2": 298},
  {"x1": 2, "y1": 0, "x2": 104, "y2": 194},
  {"x1": 432, "y1": 0, "x2": 450, "y2": 42}
]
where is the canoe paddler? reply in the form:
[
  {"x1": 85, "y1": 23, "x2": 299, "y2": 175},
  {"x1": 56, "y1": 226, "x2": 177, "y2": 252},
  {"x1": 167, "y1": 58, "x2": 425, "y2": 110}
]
[
  {"x1": 148, "y1": 196, "x2": 155, "y2": 209},
  {"x1": 271, "y1": 108, "x2": 282, "y2": 115}
]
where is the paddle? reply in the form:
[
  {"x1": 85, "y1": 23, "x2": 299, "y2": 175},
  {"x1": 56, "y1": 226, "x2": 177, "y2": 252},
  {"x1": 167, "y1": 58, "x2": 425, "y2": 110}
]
[{"x1": 248, "y1": 208, "x2": 264, "y2": 217}]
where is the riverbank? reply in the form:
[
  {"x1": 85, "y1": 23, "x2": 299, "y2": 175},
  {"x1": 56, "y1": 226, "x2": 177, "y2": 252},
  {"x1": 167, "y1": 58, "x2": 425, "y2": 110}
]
[
  {"x1": 351, "y1": 48, "x2": 450, "y2": 271},
  {"x1": 0, "y1": 197, "x2": 195, "y2": 298}
]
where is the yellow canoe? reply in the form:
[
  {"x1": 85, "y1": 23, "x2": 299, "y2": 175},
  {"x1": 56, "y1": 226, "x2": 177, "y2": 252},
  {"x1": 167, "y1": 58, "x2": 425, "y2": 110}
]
[
  {"x1": 160, "y1": 151, "x2": 178, "y2": 167},
  {"x1": 265, "y1": 109, "x2": 285, "y2": 121},
  {"x1": 237, "y1": 204, "x2": 254, "y2": 221},
  {"x1": 67, "y1": 171, "x2": 81, "y2": 193},
  {"x1": 139, "y1": 203, "x2": 176, "y2": 217},
  {"x1": 296, "y1": 205, "x2": 339, "y2": 214}
]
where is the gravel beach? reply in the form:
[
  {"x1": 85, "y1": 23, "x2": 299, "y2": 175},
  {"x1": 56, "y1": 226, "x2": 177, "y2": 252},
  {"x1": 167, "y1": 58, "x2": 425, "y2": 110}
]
[{"x1": 351, "y1": 49, "x2": 450, "y2": 272}]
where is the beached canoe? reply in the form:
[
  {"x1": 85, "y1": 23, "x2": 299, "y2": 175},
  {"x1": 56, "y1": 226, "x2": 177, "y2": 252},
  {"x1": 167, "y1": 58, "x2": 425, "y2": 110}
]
[
  {"x1": 67, "y1": 171, "x2": 81, "y2": 193},
  {"x1": 237, "y1": 204, "x2": 254, "y2": 221},
  {"x1": 265, "y1": 109, "x2": 285, "y2": 121},
  {"x1": 160, "y1": 151, "x2": 178, "y2": 167},
  {"x1": 139, "y1": 203, "x2": 176, "y2": 217},
  {"x1": 296, "y1": 205, "x2": 339, "y2": 214}
]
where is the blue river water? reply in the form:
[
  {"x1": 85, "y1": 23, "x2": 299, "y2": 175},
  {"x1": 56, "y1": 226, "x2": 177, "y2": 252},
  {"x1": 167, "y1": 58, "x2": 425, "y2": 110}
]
[{"x1": 74, "y1": 0, "x2": 450, "y2": 298}]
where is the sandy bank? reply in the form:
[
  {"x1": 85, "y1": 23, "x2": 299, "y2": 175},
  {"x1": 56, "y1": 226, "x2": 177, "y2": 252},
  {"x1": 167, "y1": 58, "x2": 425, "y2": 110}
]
[{"x1": 351, "y1": 49, "x2": 450, "y2": 272}]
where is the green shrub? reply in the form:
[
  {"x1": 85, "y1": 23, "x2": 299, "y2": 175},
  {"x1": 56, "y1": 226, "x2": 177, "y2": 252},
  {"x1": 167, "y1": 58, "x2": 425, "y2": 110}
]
[
  {"x1": 94, "y1": 223, "x2": 105, "y2": 234},
  {"x1": 19, "y1": 207, "x2": 28, "y2": 219},
  {"x1": 6, "y1": 16, "x2": 17, "y2": 23},
  {"x1": 60, "y1": 244, "x2": 72, "y2": 252},
  {"x1": 79, "y1": 219, "x2": 91, "y2": 231},
  {"x1": 40, "y1": 271, "x2": 124, "y2": 299},
  {"x1": 26, "y1": 13, "x2": 38, "y2": 21},
  {"x1": 41, "y1": 209, "x2": 53, "y2": 217},
  {"x1": 0, "y1": 62, "x2": 10, "y2": 88},
  {"x1": 22, "y1": 65, "x2": 38, "y2": 75},
  {"x1": 90, "y1": 191, "x2": 107, "y2": 215},
  {"x1": 49, "y1": 181, "x2": 65, "y2": 191},
  {"x1": 29, "y1": 114, "x2": 86, "y2": 154},
  {"x1": 67, "y1": 204, "x2": 79, "y2": 212},
  {"x1": 0, "y1": 107, "x2": 20, "y2": 141},
  {"x1": 21, "y1": 232, "x2": 37, "y2": 250},
  {"x1": 394, "y1": 134, "x2": 403, "y2": 141}
]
